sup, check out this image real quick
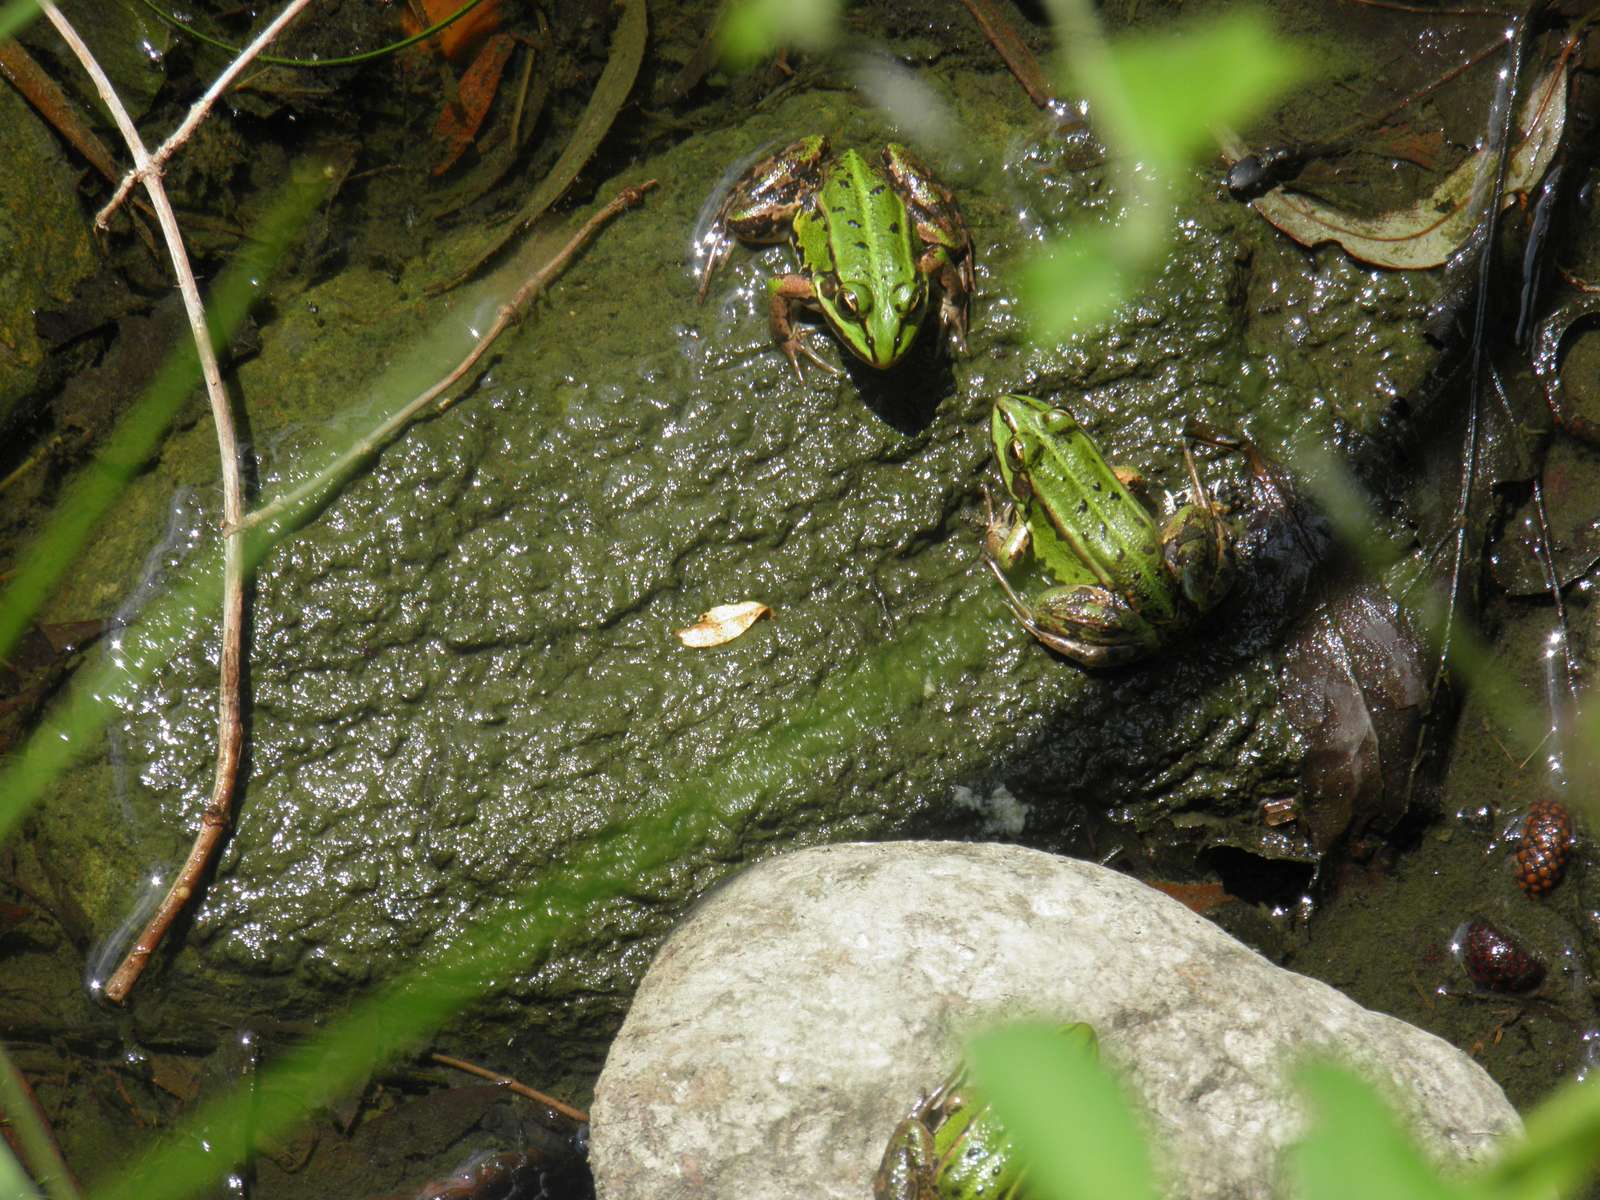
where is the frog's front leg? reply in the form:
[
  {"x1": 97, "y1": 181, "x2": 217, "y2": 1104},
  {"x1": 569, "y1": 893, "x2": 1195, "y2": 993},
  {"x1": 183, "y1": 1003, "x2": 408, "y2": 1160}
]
[
  {"x1": 767, "y1": 274, "x2": 841, "y2": 379},
  {"x1": 916, "y1": 245, "x2": 971, "y2": 354},
  {"x1": 984, "y1": 557, "x2": 1160, "y2": 668},
  {"x1": 872, "y1": 1118, "x2": 940, "y2": 1200},
  {"x1": 1160, "y1": 441, "x2": 1236, "y2": 612},
  {"x1": 982, "y1": 486, "x2": 1030, "y2": 569}
]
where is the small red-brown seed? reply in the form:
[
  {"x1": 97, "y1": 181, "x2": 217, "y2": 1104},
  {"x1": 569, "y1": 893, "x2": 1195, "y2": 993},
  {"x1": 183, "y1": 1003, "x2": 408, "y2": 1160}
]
[
  {"x1": 1515, "y1": 798, "x2": 1573, "y2": 897},
  {"x1": 1455, "y1": 920, "x2": 1545, "y2": 992}
]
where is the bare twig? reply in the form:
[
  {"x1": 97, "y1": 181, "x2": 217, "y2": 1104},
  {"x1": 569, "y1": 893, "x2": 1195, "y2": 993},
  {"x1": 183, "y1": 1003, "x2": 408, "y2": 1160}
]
[
  {"x1": 97, "y1": 0, "x2": 317, "y2": 230},
  {"x1": 38, "y1": 1, "x2": 248, "y2": 1006},
  {"x1": 429, "y1": 1052, "x2": 589, "y2": 1123},
  {"x1": 0, "y1": 37, "x2": 119, "y2": 183},
  {"x1": 956, "y1": 0, "x2": 1053, "y2": 108},
  {"x1": 44, "y1": 3, "x2": 652, "y2": 1005},
  {"x1": 234, "y1": 179, "x2": 659, "y2": 537}
]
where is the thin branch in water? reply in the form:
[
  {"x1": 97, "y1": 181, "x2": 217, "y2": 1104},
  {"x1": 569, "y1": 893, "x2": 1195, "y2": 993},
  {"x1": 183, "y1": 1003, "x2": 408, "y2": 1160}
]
[
  {"x1": 0, "y1": 37, "x2": 158, "y2": 252},
  {"x1": 957, "y1": 0, "x2": 1053, "y2": 108},
  {"x1": 234, "y1": 179, "x2": 659, "y2": 538},
  {"x1": 38, "y1": 0, "x2": 248, "y2": 1007},
  {"x1": 429, "y1": 1052, "x2": 590, "y2": 1123},
  {"x1": 106, "y1": 180, "x2": 654, "y2": 998},
  {"x1": 97, "y1": 0, "x2": 317, "y2": 229}
]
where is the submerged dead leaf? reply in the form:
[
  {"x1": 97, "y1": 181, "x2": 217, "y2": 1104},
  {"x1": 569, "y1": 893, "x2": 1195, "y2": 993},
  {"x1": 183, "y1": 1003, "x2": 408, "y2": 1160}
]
[
  {"x1": 1219, "y1": 60, "x2": 1566, "y2": 269},
  {"x1": 675, "y1": 602, "x2": 771, "y2": 648},
  {"x1": 429, "y1": 0, "x2": 648, "y2": 290},
  {"x1": 1145, "y1": 880, "x2": 1233, "y2": 915},
  {"x1": 432, "y1": 32, "x2": 517, "y2": 176}
]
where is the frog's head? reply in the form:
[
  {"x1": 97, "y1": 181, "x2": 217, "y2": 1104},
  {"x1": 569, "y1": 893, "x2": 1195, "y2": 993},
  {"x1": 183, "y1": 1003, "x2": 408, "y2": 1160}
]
[{"x1": 816, "y1": 273, "x2": 928, "y2": 369}]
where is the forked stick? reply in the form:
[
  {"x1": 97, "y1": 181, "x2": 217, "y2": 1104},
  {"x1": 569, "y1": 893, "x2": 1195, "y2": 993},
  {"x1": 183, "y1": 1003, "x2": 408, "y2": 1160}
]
[
  {"x1": 96, "y1": 0, "x2": 319, "y2": 230},
  {"x1": 38, "y1": 0, "x2": 250, "y2": 1007}
]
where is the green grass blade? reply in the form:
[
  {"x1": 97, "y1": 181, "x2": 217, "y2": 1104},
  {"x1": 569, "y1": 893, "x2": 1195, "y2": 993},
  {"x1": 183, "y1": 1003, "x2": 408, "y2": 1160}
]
[
  {"x1": 0, "y1": 170, "x2": 325, "y2": 664},
  {"x1": 1289, "y1": 1062, "x2": 1475, "y2": 1200},
  {"x1": 966, "y1": 1022, "x2": 1159, "y2": 1200},
  {"x1": 0, "y1": 0, "x2": 36, "y2": 39},
  {"x1": 1478, "y1": 1075, "x2": 1600, "y2": 1200}
]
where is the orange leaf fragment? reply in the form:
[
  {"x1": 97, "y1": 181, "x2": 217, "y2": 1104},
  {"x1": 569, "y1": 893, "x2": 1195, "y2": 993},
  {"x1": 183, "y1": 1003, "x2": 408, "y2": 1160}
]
[
  {"x1": 674, "y1": 602, "x2": 772, "y2": 648},
  {"x1": 1145, "y1": 880, "x2": 1233, "y2": 915},
  {"x1": 403, "y1": 0, "x2": 505, "y2": 63},
  {"x1": 433, "y1": 32, "x2": 517, "y2": 175}
]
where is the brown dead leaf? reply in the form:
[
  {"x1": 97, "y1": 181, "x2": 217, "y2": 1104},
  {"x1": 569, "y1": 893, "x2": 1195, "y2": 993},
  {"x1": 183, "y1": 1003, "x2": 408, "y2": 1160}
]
[
  {"x1": 674, "y1": 602, "x2": 772, "y2": 648},
  {"x1": 1145, "y1": 880, "x2": 1233, "y2": 915},
  {"x1": 1373, "y1": 124, "x2": 1446, "y2": 172},
  {"x1": 147, "y1": 1055, "x2": 202, "y2": 1103},
  {"x1": 1219, "y1": 60, "x2": 1566, "y2": 269}
]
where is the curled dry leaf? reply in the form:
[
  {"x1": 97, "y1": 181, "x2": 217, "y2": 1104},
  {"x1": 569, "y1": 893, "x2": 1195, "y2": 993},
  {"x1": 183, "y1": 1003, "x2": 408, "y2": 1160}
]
[
  {"x1": 675, "y1": 602, "x2": 772, "y2": 648},
  {"x1": 1218, "y1": 60, "x2": 1566, "y2": 269}
]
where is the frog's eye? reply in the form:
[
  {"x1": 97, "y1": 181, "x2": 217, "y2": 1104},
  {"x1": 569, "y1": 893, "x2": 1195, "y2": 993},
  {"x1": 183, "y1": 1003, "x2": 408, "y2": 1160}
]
[
  {"x1": 840, "y1": 285, "x2": 870, "y2": 317},
  {"x1": 1006, "y1": 437, "x2": 1030, "y2": 475},
  {"x1": 892, "y1": 282, "x2": 917, "y2": 315},
  {"x1": 1042, "y1": 409, "x2": 1074, "y2": 435}
]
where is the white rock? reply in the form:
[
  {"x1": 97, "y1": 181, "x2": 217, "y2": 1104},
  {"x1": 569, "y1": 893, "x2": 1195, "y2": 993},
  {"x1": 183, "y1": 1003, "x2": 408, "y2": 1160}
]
[{"x1": 591, "y1": 842, "x2": 1518, "y2": 1200}]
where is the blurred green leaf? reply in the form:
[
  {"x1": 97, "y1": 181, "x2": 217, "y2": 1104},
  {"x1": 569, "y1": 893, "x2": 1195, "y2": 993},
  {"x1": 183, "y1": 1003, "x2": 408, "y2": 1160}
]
[
  {"x1": 0, "y1": 1141, "x2": 42, "y2": 1200},
  {"x1": 1018, "y1": 223, "x2": 1137, "y2": 338},
  {"x1": 0, "y1": 0, "x2": 36, "y2": 40},
  {"x1": 1290, "y1": 1062, "x2": 1476, "y2": 1200},
  {"x1": 1480, "y1": 1075, "x2": 1600, "y2": 1200},
  {"x1": 1071, "y1": 8, "x2": 1311, "y2": 174},
  {"x1": 966, "y1": 1022, "x2": 1158, "y2": 1200},
  {"x1": 1024, "y1": 7, "x2": 1304, "y2": 344},
  {"x1": 718, "y1": 0, "x2": 843, "y2": 71}
]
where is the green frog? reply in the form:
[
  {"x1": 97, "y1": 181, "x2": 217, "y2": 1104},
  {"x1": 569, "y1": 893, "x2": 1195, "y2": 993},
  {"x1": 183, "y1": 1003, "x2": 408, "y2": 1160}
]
[
  {"x1": 873, "y1": 1022, "x2": 1099, "y2": 1200},
  {"x1": 695, "y1": 136, "x2": 974, "y2": 377},
  {"x1": 983, "y1": 394, "x2": 1237, "y2": 667}
]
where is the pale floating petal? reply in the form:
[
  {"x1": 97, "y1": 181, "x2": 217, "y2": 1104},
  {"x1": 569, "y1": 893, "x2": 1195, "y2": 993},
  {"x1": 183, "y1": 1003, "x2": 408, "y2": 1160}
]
[
  {"x1": 674, "y1": 602, "x2": 772, "y2": 647},
  {"x1": 1218, "y1": 60, "x2": 1566, "y2": 270}
]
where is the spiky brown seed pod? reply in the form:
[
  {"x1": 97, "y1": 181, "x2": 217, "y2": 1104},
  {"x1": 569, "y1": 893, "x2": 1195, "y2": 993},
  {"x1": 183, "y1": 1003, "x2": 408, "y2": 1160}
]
[{"x1": 1515, "y1": 798, "x2": 1573, "y2": 897}]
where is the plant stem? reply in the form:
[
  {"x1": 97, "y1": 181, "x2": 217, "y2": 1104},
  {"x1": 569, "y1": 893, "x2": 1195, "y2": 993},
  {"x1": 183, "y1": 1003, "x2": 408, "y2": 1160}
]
[
  {"x1": 97, "y1": 0, "x2": 318, "y2": 229},
  {"x1": 234, "y1": 180, "x2": 659, "y2": 538},
  {"x1": 39, "y1": 0, "x2": 248, "y2": 1007},
  {"x1": 429, "y1": 1052, "x2": 590, "y2": 1123},
  {"x1": 0, "y1": 1043, "x2": 81, "y2": 1200}
]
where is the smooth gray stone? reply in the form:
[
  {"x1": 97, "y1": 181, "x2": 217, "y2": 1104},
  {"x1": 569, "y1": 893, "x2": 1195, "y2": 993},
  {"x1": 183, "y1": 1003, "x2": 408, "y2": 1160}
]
[{"x1": 592, "y1": 841, "x2": 1519, "y2": 1200}]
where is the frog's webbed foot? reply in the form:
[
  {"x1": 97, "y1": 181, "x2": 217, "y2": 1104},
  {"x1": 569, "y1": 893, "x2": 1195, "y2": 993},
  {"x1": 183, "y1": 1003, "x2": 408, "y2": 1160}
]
[
  {"x1": 781, "y1": 331, "x2": 842, "y2": 381},
  {"x1": 917, "y1": 250, "x2": 971, "y2": 355},
  {"x1": 768, "y1": 274, "x2": 839, "y2": 380},
  {"x1": 981, "y1": 486, "x2": 1028, "y2": 566},
  {"x1": 938, "y1": 290, "x2": 970, "y2": 355}
]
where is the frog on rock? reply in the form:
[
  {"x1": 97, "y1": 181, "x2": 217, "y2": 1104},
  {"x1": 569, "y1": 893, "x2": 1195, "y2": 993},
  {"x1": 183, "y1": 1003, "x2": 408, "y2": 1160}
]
[
  {"x1": 874, "y1": 1022, "x2": 1100, "y2": 1200},
  {"x1": 983, "y1": 394, "x2": 1237, "y2": 668},
  {"x1": 695, "y1": 136, "x2": 974, "y2": 377}
]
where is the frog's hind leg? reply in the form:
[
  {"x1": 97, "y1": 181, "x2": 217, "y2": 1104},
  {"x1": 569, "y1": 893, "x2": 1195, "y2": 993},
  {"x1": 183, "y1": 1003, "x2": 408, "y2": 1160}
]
[
  {"x1": 917, "y1": 247, "x2": 971, "y2": 355},
  {"x1": 697, "y1": 209, "x2": 801, "y2": 303},
  {"x1": 983, "y1": 556, "x2": 1153, "y2": 668}
]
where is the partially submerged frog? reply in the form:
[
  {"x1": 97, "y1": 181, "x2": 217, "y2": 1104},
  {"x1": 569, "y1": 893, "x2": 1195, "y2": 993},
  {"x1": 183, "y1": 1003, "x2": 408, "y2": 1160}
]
[
  {"x1": 873, "y1": 1022, "x2": 1099, "y2": 1200},
  {"x1": 695, "y1": 136, "x2": 974, "y2": 377},
  {"x1": 983, "y1": 394, "x2": 1237, "y2": 667}
]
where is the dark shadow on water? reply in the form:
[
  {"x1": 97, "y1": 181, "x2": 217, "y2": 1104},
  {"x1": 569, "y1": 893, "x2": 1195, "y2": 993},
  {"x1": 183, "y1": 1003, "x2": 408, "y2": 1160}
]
[{"x1": 845, "y1": 335, "x2": 957, "y2": 436}]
